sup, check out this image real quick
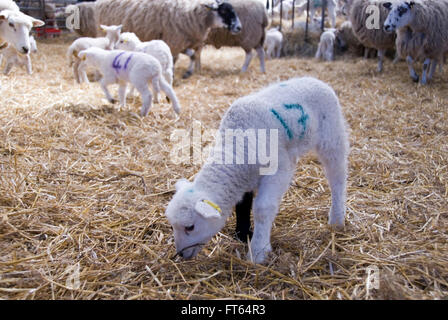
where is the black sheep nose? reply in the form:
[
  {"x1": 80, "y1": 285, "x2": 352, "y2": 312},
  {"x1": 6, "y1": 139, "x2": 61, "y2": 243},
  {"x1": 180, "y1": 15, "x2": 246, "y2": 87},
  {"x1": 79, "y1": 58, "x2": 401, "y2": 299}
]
[
  {"x1": 384, "y1": 25, "x2": 391, "y2": 32},
  {"x1": 22, "y1": 47, "x2": 29, "y2": 54},
  {"x1": 235, "y1": 25, "x2": 241, "y2": 32}
]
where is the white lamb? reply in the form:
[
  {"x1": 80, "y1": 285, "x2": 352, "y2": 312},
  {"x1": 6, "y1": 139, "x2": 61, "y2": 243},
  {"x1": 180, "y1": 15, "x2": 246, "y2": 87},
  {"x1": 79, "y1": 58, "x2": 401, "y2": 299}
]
[
  {"x1": 315, "y1": 29, "x2": 336, "y2": 61},
  {"x1": 78, "y1": 47, "x2": 181, "y2": 117},
  {"x1": 67, "y1": 24, "x2": 122, "y2": 84},
  {"x1": 115, "y1": 32, "x2": 174, "y2": 86},
  {"x1": 264, "y1": 28, "x2": 283, "y2": 59},
  {"x1": 165, "y1": 77, "x2": 349, "y2": 264},
  {"x1": 0, "y1": 35, "x2": 37, "y2": 75}
]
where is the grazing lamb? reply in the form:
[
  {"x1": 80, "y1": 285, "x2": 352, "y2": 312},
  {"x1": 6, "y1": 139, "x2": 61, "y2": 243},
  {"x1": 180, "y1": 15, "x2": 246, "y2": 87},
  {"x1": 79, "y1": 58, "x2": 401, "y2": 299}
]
[
  {"x1": 116, "y1": 32, "x2": 174, "y2": 86},
  {"x1": 341, "y1": 0, "x2": 396, "y2": 72},
  {"x1": 78, "y1": 47, "x2": 181, "y2": 117},
  {"x1": 0, "y1": 35, "x2": 37, "y2": 75},
  {"x1": 383, "y1": 0, "x2": 448, "y2": 84},
  {"x1": 96, "y1": 0, "x2": 242, "y2": 79},
  {"x1": 165, "y1": 77, "x2": 349, "y2": 264},
  {"x1": 264, "y1": 27, "x2": 283, "y2": 59},
  {"x1": 0, "y1": 0, "x2": 44, "y2": 55},
  {"x1": 316, "y1": 29, "x2": 336, "y2": 61},
  {"x1": 66, "y1": 2, "x2": 98, "y2": 37},
  {"x1": 67, "y1": 24, "x2": 122, "y2": 84}
]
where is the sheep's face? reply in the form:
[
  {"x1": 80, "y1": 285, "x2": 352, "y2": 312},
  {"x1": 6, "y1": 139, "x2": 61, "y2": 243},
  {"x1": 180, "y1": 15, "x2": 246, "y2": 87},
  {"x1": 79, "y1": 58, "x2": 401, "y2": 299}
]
[
  {"x1": 205, "y1": 1, "x2": 242, "y2": 34},
  {"x1": 383, "y1": 1, "x2": 415, "y2": 33},
  {"x1": 116, "y1": 33, "x2": 138, "y2": 51},
  {"x1": 100, "y1": 25, "x2": 122, "y2": 49},
  {"x1": 165, "y1": 179, "x2": 226, "y2": 260},
  {"x1": 0, "y1": 10, "x2": 44, "y2": 54}
]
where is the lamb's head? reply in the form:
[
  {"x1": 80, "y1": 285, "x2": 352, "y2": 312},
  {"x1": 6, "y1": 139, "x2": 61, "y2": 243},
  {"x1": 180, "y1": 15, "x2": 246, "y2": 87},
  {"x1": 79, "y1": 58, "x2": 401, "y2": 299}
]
[
  {"x1": 203, "y1": 0, "x2": 242, "y2": 34},
  {"x1": 383, "y1": 1, "x2": 415, "y2": 33},
  {"x1": 116, "y1": 32, "x2": 139, "y2": 51},
  {"x1": 78, "y1": 47, "x2": 106, "y2": 65},
  {"x1": 100, "y1": 24, "x2": 122, "y2": 49},
  {"x1": 0, "y1": 10, "x2": 44, "y2": 54},
  {"x1": 165, "y1": 179, "x2": 227, "y2": 260}
]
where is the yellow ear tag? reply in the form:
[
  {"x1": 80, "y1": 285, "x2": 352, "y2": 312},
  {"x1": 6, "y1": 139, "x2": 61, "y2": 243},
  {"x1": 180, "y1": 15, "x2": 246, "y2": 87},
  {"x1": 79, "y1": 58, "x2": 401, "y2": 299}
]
[
  {"x1": 81, "y1": 55, "x2": 86, "y2": 61},
  {"x1": 203, "y1": 200, "x2": 221, "y2": 213}
]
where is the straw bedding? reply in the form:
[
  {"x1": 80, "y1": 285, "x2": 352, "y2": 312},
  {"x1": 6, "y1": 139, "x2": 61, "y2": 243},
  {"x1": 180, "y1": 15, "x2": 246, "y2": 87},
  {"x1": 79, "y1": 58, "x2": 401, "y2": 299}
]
[{"x1": 0, "y1": 34, "x2": 447, "y2": 300}]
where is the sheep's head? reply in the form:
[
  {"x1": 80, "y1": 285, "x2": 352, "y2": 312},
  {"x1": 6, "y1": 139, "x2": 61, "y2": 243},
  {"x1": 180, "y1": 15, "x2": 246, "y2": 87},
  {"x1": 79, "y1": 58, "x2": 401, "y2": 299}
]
[
  {"x1": 165, "y1": 179, "x2": 227, "y2": 260},
  {"x1": 204, "y1": 0, "x2": 242, "y2": 35},
  {"x1": 383, "y1": 1, "x2": 415, "y2": 33},
  {"x1": 0, "y1": 10, "x2": 44, "y2": 54},
  {"x1": 116, "y1": 32, "x2": 139, "y2": 51},
  {"x1": 100, "y1": 24, "x2": 122, "y2": 49}
]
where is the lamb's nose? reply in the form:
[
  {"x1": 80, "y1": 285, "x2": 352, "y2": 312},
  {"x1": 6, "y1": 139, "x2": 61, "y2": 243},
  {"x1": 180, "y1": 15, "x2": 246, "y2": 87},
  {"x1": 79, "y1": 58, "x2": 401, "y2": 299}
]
[{"x1": 22, "y1": 47, "x2": 29, "y2": 54}]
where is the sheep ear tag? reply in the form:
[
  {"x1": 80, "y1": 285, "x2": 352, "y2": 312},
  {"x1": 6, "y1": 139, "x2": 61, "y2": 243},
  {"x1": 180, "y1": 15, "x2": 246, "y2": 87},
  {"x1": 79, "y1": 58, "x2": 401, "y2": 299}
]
[{"x1": 195, "y1": 200, "x2": 221, "y2": 219}]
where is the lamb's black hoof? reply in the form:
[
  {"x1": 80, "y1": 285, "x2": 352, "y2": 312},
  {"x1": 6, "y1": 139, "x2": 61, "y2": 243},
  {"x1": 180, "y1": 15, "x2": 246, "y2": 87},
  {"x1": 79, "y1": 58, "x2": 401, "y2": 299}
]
[
  {"x1": 235, "y1": 229, "x2": 253, "y2": 243},
  {"x1": 166, "y1": 96, "x2": 171, "y2": 103},
  {"x1": 182, "y1": 71, "x2": 192, "y2": 79},
  {"x1": 412, "y1": 75, "x2": 419, "y2": 83}
]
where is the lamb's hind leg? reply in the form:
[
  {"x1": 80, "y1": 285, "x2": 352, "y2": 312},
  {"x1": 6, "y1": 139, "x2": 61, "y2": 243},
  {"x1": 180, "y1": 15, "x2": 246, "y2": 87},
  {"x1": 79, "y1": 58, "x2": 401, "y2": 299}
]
[
  {"x1": 316, "y1": 143, "x2": 349, "y2": 228},
  {"x1": 158, "y1": 75, "x2": 181, "y2": 114},
  {"x1": 421, "y1": 58, "x2": 431, "y2": 85},
  {"x1": 377, "y1": 49, "x2": 385, "y2": 72},
  {"x1": 248, "y1": 168, "x2": 295, "y2": 264}
]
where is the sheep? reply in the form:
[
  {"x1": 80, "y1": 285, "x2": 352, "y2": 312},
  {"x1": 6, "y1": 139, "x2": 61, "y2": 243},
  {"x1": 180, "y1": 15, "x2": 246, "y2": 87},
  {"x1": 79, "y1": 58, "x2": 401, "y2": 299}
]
[
  {"x1": 192, "y1": 0, "x2": 268, "y2": 76},
  {"x1": 78, "y1": 47, "x2": 181, "y2": 117},
  {"x1": 67, "y1": 24, "x2": 122, "y2": 84},
  {"x1": 165, "y1": 77, "x2": 349, "y2": 264},
  {"x1": 383, "y1": 0, "x2": 448, "y2": 84},
  {"x1": 264, "y1": 27, "x2": 283, "y2": 59},
  {"x1": 342, "y1": 0, "x2": 396, "y2": 72},
  {"x1": 95, "y1": 0, "x2": 242, "y2": 79},
  {"x1": 0, "y1": 0, "x2": 44, "y2": 55},
  {"x1": 116, "y1": 32, "x2": 174, "y2": 86},
  {"x1": 295, "y1": 0, "x2": 338, "y2": 28},
  {"x1": 315, "y1": 29, "x2": 336, "y2": 61},
  {"x1": 66, "y1": 2, "x2": 98, "y2": 37},
  {"x1": 0, "y1": 35, "x2": 37, "y2": 75}
]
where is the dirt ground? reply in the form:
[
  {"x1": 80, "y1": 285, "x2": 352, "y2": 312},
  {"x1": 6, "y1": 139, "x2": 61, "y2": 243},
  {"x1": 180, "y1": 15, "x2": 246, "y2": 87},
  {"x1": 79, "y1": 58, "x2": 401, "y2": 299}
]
[{"x1": 0, "y1": 35, "x2": 447, "y2": 299}]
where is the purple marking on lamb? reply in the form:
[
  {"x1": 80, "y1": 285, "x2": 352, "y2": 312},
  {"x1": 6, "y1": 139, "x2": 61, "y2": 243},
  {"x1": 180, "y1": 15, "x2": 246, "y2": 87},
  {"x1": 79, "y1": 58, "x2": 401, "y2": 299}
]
[
  {"x1": 112, "y1": 52, "x2": 126, "y2": 71},
  {"x1": 124, "y1": 54, "x2": 133, "y2": 70}
]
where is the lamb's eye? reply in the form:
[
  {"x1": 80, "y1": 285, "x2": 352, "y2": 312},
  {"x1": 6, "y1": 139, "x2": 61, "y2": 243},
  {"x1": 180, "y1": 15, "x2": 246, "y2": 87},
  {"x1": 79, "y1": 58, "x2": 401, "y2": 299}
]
[
  {"x1": 185, "y1": 225, "x2": 194, "y2": 232},
  {"x1": 8, "y1": 22, "x2": 14, "y2": 28}
]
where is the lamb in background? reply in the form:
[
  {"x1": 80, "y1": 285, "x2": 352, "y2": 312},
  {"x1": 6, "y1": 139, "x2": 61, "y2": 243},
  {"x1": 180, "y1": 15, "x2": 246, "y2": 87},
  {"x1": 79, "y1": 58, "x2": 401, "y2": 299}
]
[
  {"x1": 67, "y1": 24, "x2": 122, "y2": 84},
  {"x1": 0, "y1": 35, "x2": 37, "y2": 75},
  {"x1": 165, "y1": 77, "x2": 349, "y2": 264},
  {"x1": 264, "y1": 27, "x2": 283, "y2": 59},
  {"x1": 315, "y1": 29, "x2": 336, "y2": 61},
  {"x1": 78, "y1": 47, "x2": 181, "y2": 117},
  {"x1": 116, "y1": 32, "x2": 174, "y2": 86}
]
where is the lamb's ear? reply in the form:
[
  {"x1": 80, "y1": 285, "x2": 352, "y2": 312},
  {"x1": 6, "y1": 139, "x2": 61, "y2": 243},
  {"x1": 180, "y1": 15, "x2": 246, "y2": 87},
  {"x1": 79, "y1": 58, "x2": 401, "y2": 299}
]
[
  {"x1": 382, "y1": 2, "x2": 392, "y2": 10},
  {"x1": 31, "y1": 18, "x2": 45, "y2": 27},
  {"x1": 195, "y1": 199, "x2": 221, "y2": 219},
  {"x1": 0, "y1": 12, "x2": 9, "y2": 21},
  {"x1": 78, "y1": 51, "x2": 87, "y2": 61},
  {"x1": 175, "y1": 178, "x2": 192, "y2": 191},
  {"x1": 100, "y1": 24, "x2": 108, "y2": 31}
]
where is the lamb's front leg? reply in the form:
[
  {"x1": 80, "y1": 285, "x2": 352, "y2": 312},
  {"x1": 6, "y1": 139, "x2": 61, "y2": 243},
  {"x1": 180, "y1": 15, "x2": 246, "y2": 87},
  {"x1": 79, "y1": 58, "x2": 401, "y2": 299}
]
[
  {"x1": 26, "y1": 55, "x2": 32, "y2": 75},
  {"x1": 100, "y1": 78, "x2": 115, "y2": 104},
  {"x1": 406, "y1": 56, "x2": 419, "y2": 83},
  {"x1": 118, "y1": 83, "x2": 127, "y2": 110},
  {"x1": 248, "y1": 170, "x2": 294, "y2": 264}
]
